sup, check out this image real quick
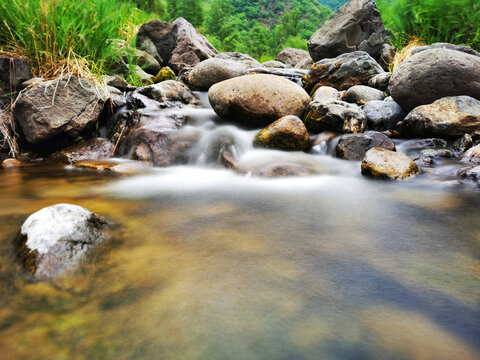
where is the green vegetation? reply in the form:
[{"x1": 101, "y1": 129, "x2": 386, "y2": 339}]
[
  {"x1": 317, "y1": 0, "x2": 349, "y2": 10},
  {"x1": 375, "y1": 0, "x2": 480, "y2": 49}
]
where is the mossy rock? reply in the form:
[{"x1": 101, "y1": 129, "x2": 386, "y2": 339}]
[{"x1": 151, "y1": 67, "x2": 175, "y2": 84}]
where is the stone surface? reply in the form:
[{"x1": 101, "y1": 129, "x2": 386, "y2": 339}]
[
  {"x1": 308, "y1": 0, "x2": 391, "y2": 64},
  {"x1": 461, "y1": 144, "x2": 480, "y2": 164},
  {"x1": 276, "y1": 48, "x2": 310, "y2": 67},
  {"x1": 295, "y1": 57, "x2": 314, "y2": 70},
  {"x1": 364, "y1": 99, "x2": 405, "y2": 130},
  {"x1": 13, "y1": 75, "x2": 104, "y2": 145},
  {"x1": 208, "y1": 74, "x2": 310, "y2": 127},
  {"x1": 402, "y1": 96, "x2": 480, "y2": 138},
  {"x1": 137, "y1": 18, "x2": 218, "y2": 72},
  {"x1": 345, "y1": 85, "x2": 385, "y2": 105},
  {"x1": 186, "y1": 58, "x2": 248, "y2": 90},
  {"x1": 412, "y1": 42, "x2": 480, "y2": 57},
  {"x1": 302, "y1": 51, "x2": 384, "y2": 93},
  {"x1": 368, "y1": 72, "x2": 391, "y2": 92},
  {"x1": 361, "y1": 147, "x2": 419, "y2": 179},
  {"x1": 49, "y1": 139, "x2": 114, "y2": 164},
  {"x1": 14, "y1": 204, "x2": 107, "y2": 279},
  {"x1": 335, "y1": 131, "x2": 395, "y2": 160},
  {"x1": 389, "y1": 49, "x2": 480, "y2": 111},
  {"x1": 136, "y1": 80, "x2": 197, "y2": 105},
  {"x1": 458, "y1": 166, "x2": 480, "y2": 184},
  {"x1": 110, "y1": 39, "x2": 162, "y2": 75},
  {"x1": 215, "y1": 52, "x2": 261, "y2": 68},
  {"x1": 312, "y1": 86, "x2": 342, "y2": 102},
  {"x1": 452, "y1": 134, "x2": 473, "y2": 156},
  {"x1": 253, "y1": 115, "x2": 309, "y2": 151},
  {"x1": 261, "y1": 60, "x2": 287, "y2": 68},
  {"x1": 247, "y1": 67, "x2": 307, "y2": 85},
  {"x1": 0, "y1": 56, "x2": 31, "y2": 91},
  {"x1": 304, "y1": 99, "x2": 367, "y2": 133}
]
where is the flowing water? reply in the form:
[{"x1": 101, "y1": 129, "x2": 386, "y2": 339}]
[{"x1": 0, "y1": 93, "x2": 479, "y2": 360}]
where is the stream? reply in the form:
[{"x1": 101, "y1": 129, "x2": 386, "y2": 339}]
[{"x1": 0, "y1": 92, "x2": 479, "y2": 360}]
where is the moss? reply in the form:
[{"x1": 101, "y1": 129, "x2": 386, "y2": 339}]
[{"x1": 151, "y1": 67, "x2": 175, "y2": 84}]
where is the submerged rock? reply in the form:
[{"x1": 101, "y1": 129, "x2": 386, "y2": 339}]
[
  {"x1": 344, "y1": 85, "x2": 385, "y2": 105},
  {"x1": 461, "y1": 144, "x2": 480, "y2": 165},
  {"x1": 186, "y1": 58, "x2": 248, "y2": 90},
  {"x1": 208, "y1": 74, "x2": 310, "y2": 127},
  {"x1": 402, "y1": 96, "x2": 480, "y2": 138},
  {"x1": 335, "y1": 132, "x2": 395, "y2": 160},
  {"x1": 276, "y1": 48, "x2": 310, "y2": 67},
  {"x1": 308, "y1": 0, "x2": 391, "y2": 63},
  {"x1": 13, "y1": 75, "x2": 105, "y2": 145},
  {"x1": 303, "y1": 51, "x2": 384, "y2": 93},
  {"x1": 49, "y1": 139, "x2": 114, "y2": 164},
  {"x1": 389, "y1": 49, "x2": 480, "y2": 111},
  {"x1": 253, "y1": 115, "x2": 309, "y2": 151},
  {"x1": 15, "y1": 204, "x2": 107, "y2": 279},
  {"x1": 361, "y1": 147, "x2": 419, "y2": 179},
  {"x1": 458, "y1": 166, "x2": 480, "y2": 184}
]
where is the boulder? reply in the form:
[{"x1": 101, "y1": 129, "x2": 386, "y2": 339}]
[
  {"x1": 261, "y1": 60, "x2": 287, "y2": 68},
  {"x1": 364, "y1": 99, "x2": 405, "y2": 130},
  {"x1": 14, "y1": 204, "x2": 107, "y2": 279},
  {"x1": 13, "y1": 75, "x2": 105, "y2": 145},
  {"x1": 253, "y1": 115, "x2": 309, "y2": 151},
  {"x1": 304, "y1": 99, "x2": 367, "y2": 133},
  {"x1": 276, "y1": 48, "x2": 311, "y2": 67},
  {"x1": 361, "y1": 148, "x2": 419, "y2": 179},
  {"x1": 312, "y1": 86, "x2": 341, "y2": 103},
  {"x1": 458, "y1": 166, "x2": 480, "y2": 184},
  {"x1": 412, "y1": 42, "x2": 480, "y2": 57},
  {"x1": 49, "y1": 139, "x2": 114, "y2": 164},
  {"x1": 389, "y1": 49, "x2": 480, "y2": 111},
  {"x1": 0, "y1": 55, "x2": 31, "y2": 91},
  {"x1": 186, "y1": 58, "x2": 248, "y2": 90},
  {"x1": 215, "y1": 52, "x2": 261, "y2": 68},
  {"x1": 302, "y1": 51, "x2": 384, "y2": 93},
  {"x1": 402, "y1": 96, "x2": 480, "y2": 138},
  {"x1": 208, "y1": 74, "x2": 310, "y2": 127},
  {"x1": 247, "y1": 67, "x2": 307, "y2": 85},
  {"x1": 461, "y1": 144, "x2": 480, "y2": 164},
  {"x1": 452, "y1": 134, "x2": 473, "y2": 156},
  {"x1": 335, "y1": 131, "x2": 395, "y2": 160},
  {"x1": 295, "y1": 57, "x2": 314, "y2": 70},
  {"x1": 136, "y1": 18, "x2": 218, "y2": 72},
  {"x1": 418, "y1": 148, "x2": 453, "y2": 159},
  {"x1": 344, "y1": 85, "x2": 385, "y2": 105},
  {"x1": 368, "y1": 72, "x2": 391, "y2": 92},
  {"x1": 308, "y1": 0, "x2": 391, "y2": 65},
  {"x1": 136, "y1": 80, "x2": 197, "y2": 105}
]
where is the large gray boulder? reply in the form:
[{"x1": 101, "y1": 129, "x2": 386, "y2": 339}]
[
  {"x1": 15, "y1": 204, "x2": 107, "y2": 279},
  {"x1": 412, "y1": 42, "x2": 480, "y2": 57},
  {"x1": 208, "y1": 74, "x2": 311, "y2": 127},
  {"x1": 136, "y1": 17, "x2": 218, "y2": 72},
  {"x1": 13, "y1": 75, "x2": 105, "y2": 145},
  {"x1": 276, "y1": 48, "x2": 311, "y2": 67},
  {"x1": 389, "y1": 49, "x2": 480, "y2": 111},
  {"x1": 186, "y1": 58, "x2": 248, "y2": 90},
  {"x1": 402, "y1": 96, "x2": 480, "y2": 138},
  {"x1": 302, "y1": 51, "x2": 384, "y2": 93},
  {"x1": 308, "y1": 0, "x2": 391, "y2": 64},
  {"x1": 335, "y1": 131, "x2": 395, "y2": 160}
]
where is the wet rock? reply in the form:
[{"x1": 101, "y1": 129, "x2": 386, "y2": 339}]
[
  {"x1": 208, "y1": 74, "x2": 310, "y2": 127},
  {"x1": 345, "y1": 85, "x2": 385, "y2": 105},
  {"x1": 1, "y1": 158, "x2": 35, "y2": 169},
  {"x1": 303, "y1": 51, "x2": 384, "y2": 93},
  {"x1": 276, "y1": 48, "x2": 310, "y2": 67},
  {"x1": 13, "y1": 75, "x2": 105, "y2": 145},
  {"x1": 361, "y1": 147, "x2": 419, "y2": 179},
  {"x1": 72, "y1": 159, "x2": 151, "y2": 173},
  {"x1": 136, "y1": 80, "x2": 197, "y2": 105},
  {"x1": 402, "y1": 96, "x2": 480, "y2": 138},
  {"x1": 127, "y1": 93, "x2": 166, "y2": 110},
  {"x1": 461, "y1": 144, "x2": 480, "y2": 164},
  {"x1": 236, "y1": 151, "x2": 329, "y2": 177},
  {"x1": 295, "y1": 57, "x2": 314, "y2": 70},
  {"x1": 308, "y1": 0, "x2": 391, "y2": 65},
  {"x1": 368, "y1": 72, "x2": 391, "y2": 92},
  {"x1": 335, "y1": 131, "x2": 395, "y2": 160},
  {"x1": 14, "y1": 204, "x2": 107, "y2": 279},
  {"x1": 49, "y1": 139, "x2": 114, "y2": 164},
  {"x1": 412, "y1": 42, "x2": 480, "y2": 57},
  {"x1": 0, "y1": 55, "x2": 31, "y2": 91},
  {"x1": 247, "y1": 67, "x2": 307, "y2": 85},
  {"x1": 261, "y1": 60, "x2": 287, "y2": 68},
  {"x1": 215, "y1": 52, "x2": 261, "y2": 68},
  {"x1": 253, "y1": 115, "x2": 309, "y2": 151},
  {"x1": 309, "y1": 132, "x2": 336, "y2": 154},
  {"x1": 186, "y1": 58, "x2": 248, "y2": 90},
  {"x1": 458, "y1": 166, "x2": 480, "y2": 184},
  {"x1": 364, "y1": 99, "x2": 405, "y2": 131},
  {"x1": 452, "y1": 134, "x2": 473, "y2": 156},
  {"x1": 389, "y1": 49, "x2": 480, "y2": 111},
  {"x1": 136, "y1": 18, "x2": 218, "y2": 72},
  {"x1": 401, "y1": 138, "x2": 448, "y2": 151},
  {"x1": 312, "y1": 86, "x2": 341, "y2": 102},
  {"x1": 304, "y1": 99, "x2": 367, "y2": 133},
  {"x1": 417, "y1": 148, "x2": 453, "y2": 164},
  {"x1": 104, "y1": 75, "x2": 135, "y2": 92}
]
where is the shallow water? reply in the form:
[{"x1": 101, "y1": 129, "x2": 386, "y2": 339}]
[{"x1": 0, "y1": 95, "x2": 479, "y2": 360}]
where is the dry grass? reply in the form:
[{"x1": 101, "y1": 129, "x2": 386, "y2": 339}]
[
  {"x1": 0, "y1": 109, "x2": 18, "y2": 157},
  {"x1": 389, "y1": 37, "x2": 427, "y2": 72}
]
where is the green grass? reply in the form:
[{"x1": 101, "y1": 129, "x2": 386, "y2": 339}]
[
  {"x1": 376, "y1": 0, "x2": 480, "y2": 49},
  {"x1": 0, "y1": 0, "x2": 154, "y2": 79}
]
